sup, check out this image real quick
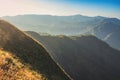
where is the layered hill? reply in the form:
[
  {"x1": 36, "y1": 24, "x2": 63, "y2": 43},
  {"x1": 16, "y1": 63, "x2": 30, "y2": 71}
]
[
  {"x1": 1, "y1": 14, "x2": 106, "y2": 35},
  {"x1": 0, "y1": 20, "x2": 71, "y2": 80},
  {"x1": 27, "y1": 31, "x2": 120, "y2": 80},
  {"x1": 2, "y1": 15, "x2": 120, "y2": 50}
]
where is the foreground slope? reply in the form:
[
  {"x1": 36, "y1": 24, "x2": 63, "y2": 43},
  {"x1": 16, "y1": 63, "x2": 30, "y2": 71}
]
[
  {"x1": 0, "y1": 20, "x2": 71, "y2": 80},
  {"x1": 27, "y1": 31, "x2": 120, "y2": 80},
  {"x1": 0, "y1": 50, "x2": 42, "y2": 80}
]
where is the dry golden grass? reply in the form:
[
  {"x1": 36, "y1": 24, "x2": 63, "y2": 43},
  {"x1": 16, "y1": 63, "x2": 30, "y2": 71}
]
[{"x1": 0, "y1": 49, "x2": 46, "y2": 80}]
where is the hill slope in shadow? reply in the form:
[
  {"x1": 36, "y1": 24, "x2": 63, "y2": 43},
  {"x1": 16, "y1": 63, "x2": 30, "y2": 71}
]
[
  {"x1": 0, "y1": 20, "x2": 71, "y2": 80},
  {"x1": 27, "y1": 31, "x2": 120, "y2": 80}
]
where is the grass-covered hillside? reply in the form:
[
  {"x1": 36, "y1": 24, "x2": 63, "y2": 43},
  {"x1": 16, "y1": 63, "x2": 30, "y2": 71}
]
[{"x1": 0, "y1": 50, "x2": 43, "y2": 80}]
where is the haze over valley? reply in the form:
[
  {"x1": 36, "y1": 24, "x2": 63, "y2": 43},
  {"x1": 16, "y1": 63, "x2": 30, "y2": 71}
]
[{"x1": 2, "y1": 14, "x2": 120, "y2": 51}]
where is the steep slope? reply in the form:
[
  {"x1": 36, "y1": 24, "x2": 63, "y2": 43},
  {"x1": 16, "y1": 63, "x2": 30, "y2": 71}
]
[
  {"x1": 104, "y1": 32, "x2": 120, "y2": 50},
  {"x1": 27, "y1": 31, "x2": 120, "y2": 80},
  {"x1": 93, "y1": 18, "x2": 120, "y2": 39},
  {"x1": 93, "y1": 18, "x2": 120, "y2": 50},
  {"x1": 0, "y1": 50, "x2": 42, "y2": 80},
  {"x1": 0, "y1": 20, "x2": 71, "y2": 80}
]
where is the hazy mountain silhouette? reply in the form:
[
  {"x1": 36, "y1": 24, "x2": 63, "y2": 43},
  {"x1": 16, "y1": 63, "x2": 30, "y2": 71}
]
[
  {"x1": 26, "y1": 31, "x2": 120, "y2": 80},
  {"x1": 1, "y1": 14, "x2": 120, "y2": 50},
  {"x1": 0, "y1": 20, "x2": 71, "y2": 80},
  {"x1": 1, "y1": 14, "x2": 106, "y2": 35}
]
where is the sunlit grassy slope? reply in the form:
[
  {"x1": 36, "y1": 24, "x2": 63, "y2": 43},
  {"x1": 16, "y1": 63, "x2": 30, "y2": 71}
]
[{"x1": 0, "y1": 50, "x2": 44, "y2": 80}]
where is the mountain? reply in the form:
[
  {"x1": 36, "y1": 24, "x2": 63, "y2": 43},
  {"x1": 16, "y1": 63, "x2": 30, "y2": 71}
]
[
  {"x1": 26, "y1": 31, "x2": 120, "y2": 80},
  {"x1": 0, "y1": 20, "x2": 71, "y2": 80},
  {"x1": 92, "y1": 18, "x2": 120, "y2": 50},
  {"x1": 1, "y1": 14, "x2": 106, "y2": 35},
  {"x1": 1, "y1": 14, "x2": 120, "y2": 50},
  {"x1": 104, "y1": 32, "x2": 120, "y2": 50}
]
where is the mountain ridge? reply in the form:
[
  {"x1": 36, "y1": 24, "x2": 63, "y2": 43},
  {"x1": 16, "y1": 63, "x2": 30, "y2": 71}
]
[
  {"x1": 1, "y1": 14, "x2": 120, "y2": 50},
  {"x1": 0, "y1": 19, "x2": 71, "y2": 80},
  {"x1": 26, "y1": 31, "x2": 120, "y2": 80}
]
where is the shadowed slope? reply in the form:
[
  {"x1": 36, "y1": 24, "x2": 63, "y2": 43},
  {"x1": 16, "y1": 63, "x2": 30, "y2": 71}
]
[
  {"x1": 0, "y1": 20, "x2": 71, "y2": 80},
  {"x1": 27, "y1": 31, "x2": 120, "y2": 80}
]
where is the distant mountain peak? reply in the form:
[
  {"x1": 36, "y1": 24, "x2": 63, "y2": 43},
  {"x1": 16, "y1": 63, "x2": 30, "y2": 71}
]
[{"x1": 102, "y1": 18, "x2": 120, "y2": 25}]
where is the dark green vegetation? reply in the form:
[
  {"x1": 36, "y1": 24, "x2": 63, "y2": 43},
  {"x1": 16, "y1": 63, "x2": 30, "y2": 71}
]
[
  {"x1": 27, "y1": 31, "x2": 120, "y2": 80},
  {"x1": 0, "y1": 20, "x2": 71, "y2": 80},
  {"x1": 2, "y1": 15, "x2": 120, "y2": 50}
]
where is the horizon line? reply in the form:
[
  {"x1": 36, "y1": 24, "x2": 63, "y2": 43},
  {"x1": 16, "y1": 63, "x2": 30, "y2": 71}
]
[{"x1": 1, "y1": 13, "x2": 120, "y2": 19}]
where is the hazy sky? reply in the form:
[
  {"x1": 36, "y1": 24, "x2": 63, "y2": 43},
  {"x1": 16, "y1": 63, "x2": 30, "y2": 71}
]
[{"x1": 0, "y1": 0, "x2": 120, "y2": 18}]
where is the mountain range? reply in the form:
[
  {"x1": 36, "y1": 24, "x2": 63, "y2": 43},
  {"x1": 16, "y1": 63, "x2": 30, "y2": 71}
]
[
  {"x1": 2, "y1": 14, "x2": 120, "y2": 50},
  {"x1": 26, "y1": 31, "x2": 120, "y2": 80}
]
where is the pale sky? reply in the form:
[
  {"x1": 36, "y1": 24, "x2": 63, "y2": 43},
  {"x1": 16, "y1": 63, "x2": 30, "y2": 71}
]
[{"x1": 0, "y1": 0, "x2": 120, "y2": 18}]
